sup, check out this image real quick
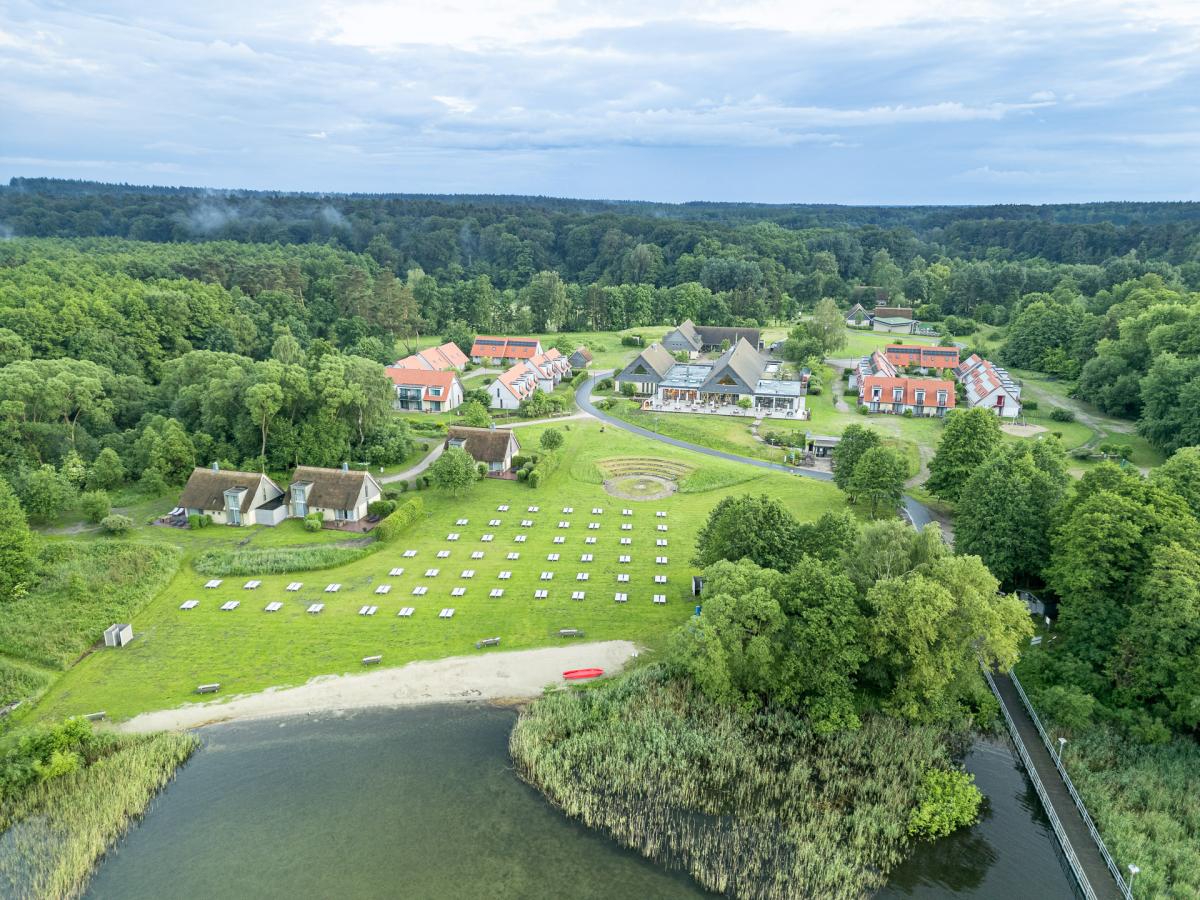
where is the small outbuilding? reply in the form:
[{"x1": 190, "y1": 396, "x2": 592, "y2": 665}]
[
  {"x1": 103, "y1": 623, "x2": 134, "y2": 647},
  {"x1": 568, "y1": 346, "x2": 593, "y2": 368},
  {"x1": 445, "y1": 425, "x2": 521, "y2": 474}
]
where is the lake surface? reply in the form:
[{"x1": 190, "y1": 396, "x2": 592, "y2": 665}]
[{"x1": 85, "y1": 705, "x2": 1076, "y2": 899}]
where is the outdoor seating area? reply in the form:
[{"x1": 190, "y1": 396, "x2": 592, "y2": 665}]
[{"x1": 176, "y1": 506, "x2": 684, "y2": 648}]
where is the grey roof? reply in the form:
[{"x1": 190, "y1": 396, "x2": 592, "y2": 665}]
[
  {"x1": 620, "y1": 343, "x2": 676, "y2": 380},
  {"x1": 179, "y1": 468, "x2": 281, "y2": 513},
  {"x1": 701, "y1": 338, "x2": 766, "y2": 392},
  {"x1": 693, "y1": 324, "x2": 761, "y2": 349},
  {"x1": 291, "y1": 466, "x2": 381, "y2": 510},
  {"x1": 753, "y1": 379, "x2": 802, "y2": 397},
  {"x1": 659, "y1": 364, "x2": 712, "y2": 390},
  {"x1": 664, "y1": 319, "x2": 703, "y2": 350},
  {"x1": 445, "y1": 426, "x2": 520, "y2": 463}
]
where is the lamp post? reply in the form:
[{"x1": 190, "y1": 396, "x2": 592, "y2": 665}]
[
  {"x1": 1057, "y1": 737, "x2": 1067, "y2": 762},
  {"x1": 1128, "y1": 864, "x2": 1139, "y2": 893}
]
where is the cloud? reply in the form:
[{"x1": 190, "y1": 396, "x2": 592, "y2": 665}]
[{"x1": 1, "y1": 0, "x2": 1198, "y2": 201}]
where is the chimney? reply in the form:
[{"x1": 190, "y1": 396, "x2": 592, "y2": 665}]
[
  {"x1": 211, "y1": 461, "x2": 219, "y2": 472},
  {"x1": 341, "y1": 462, "x2": 349, "y2": 472}
]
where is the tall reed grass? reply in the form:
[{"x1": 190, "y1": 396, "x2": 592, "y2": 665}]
[
  {"x1": 0, "y1": 729, "x2": 198, "y2": 899},
  {"x1": 192, "y1": 542, "x2": 380, "y2": 576},
  {"x1": 510, "y1": 665, "x2": 959, "y2": 900}
]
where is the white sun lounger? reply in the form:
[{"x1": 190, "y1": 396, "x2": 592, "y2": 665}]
[
  {"x1": 439, "y1": 608, "x2": 456, "y2": 618},
  {"x1": 451, "y1": 587, "x2": 466, "y2": 596},
  {"x1": 591, "y1": 507, "x2": 603, "y2": 515},
  {"x1": 375, "y1": 584, "x2": 391, "y2": 594},
  {"x1": 563, "y1": 506, "x2": 574, "y2": 513},
  {"x1": 617, "y1": 573, "x2": 630, "y2": 583},
  {"x1": 489, "y1": 589, "x2": 503, "y2": 598},
  {"x1": 622, "y1": 509, "x2": 633, "y2": 516},
  {"x1": 472, "y1": 551, "x2": 485, "y2": 559},
  {"x1": 389, "y1": 568, "x2": 404, "y2": 577},
  {"x1": 620, "y1": 538, "x2": 632, "y2": 545},
  {"x1": 615, "y1": 592, "x2": 628, "y2": 603},
  {"x1": 656, "y1": 557, "x2": 669, "y2": 564},
  {"x1": 656, "y1": 511, "x2": 667, "y2": 518},
  {"x1": 264, "y1": 601, "x2": 282, "y2": 612},
  {"x1": 506, "y1": 552, "x2": 520, "y2": 560},
  {"x1": 547, "y1": 553, "x2": 560, "y2": 561},
  {"x1": 412, "y1": 586, "x2": 428, "y2": 596},
  {"x1": 403, "y1": 549, "x2": 418, "y2": 557},
  {"x1": 286, "y1": 582, "x2": 303, "y2": 591},
  {"x1": 489, "y1": 519, "x2": 501, "y2": 526},
  {"x1": 621, "y1": 524, "x2": 632, "y2": 531},
  {"x1": 397, "y1": 607, "x2": 414, "y2": 617},
  {"x1": 653, "y1": 594, "x2": 667, "y2": 604},
  {"x1": 220, "y1": 600, "x2": 240, "y2": 611},
  {"x1": 244, "y1": 580, "x2": 261, "y2": 590},
  {"x1": 514, "y1": 535, "x2": 527, "y2": 543},
  {"x1": 655, "y1": 575, "x2": 667, "y2": 584},
  {"x1": 572, "y1": 591, "x2": 585, "y2": 600},
  {"x1": 657, "y1": 539, "x2": 668, "y2": 546},
  {"x1": 558, "y1": 521, "x2": 570, "y2": 528},
  {"x1": 446, "y1": 533, "x2": 460, "y2": 541},
  {"x1": 204, "y1": 579, "x2": 222, "y2": 589},
  {"x1": 588, "y1": 522, "x2": 600, "y2": 530},
  {"x1": 437, "y1": 550, "x2": 450, "y2": 558},
  {"x1": 534, "y1": 589, "x2": 548, "y2": 598},
  {"x1": 456, "y1": 518, "x2": 469, "y2": 525},
  {"x1": 585, "y1": 537, "x2": 597, "y2": 544},
  {"x1": 498, "y1": 571, "x2": 512, "y2": 580},
  {"x1": 307, "y1": 603, "x2": 324, "y2": 614},
  {"x1": 497, "y1": 505, "x2": 509, "y2": 511},
  {"x1": 540, "y1": 571, "x2": 554, "y2": 580},
  {"x1": 521, "y1": 519, "x2": 533, "y2": 527},
  {"x1": 580, "y1": 554, "x2": 593, "y2": 562},
  {"x1": 657, "y1": 524, "x2": 668, "y2": 532},
  {"x1": 619, "y1": 555, "x2": 631, "y2": 563},
  {"x1": 179, "y1": 599, "x2": 199, "y2": 610},
  {"x1": 358, "y1": 605, "x2": 378, "y2": 616},
  {"x1": 461, "y1": 570, "x2": 475, "y2": 578},
  {"x1": 424, "y1": 568, "x2": 440, "y2": 577},
  {"x1": 325, "y1": 583, "x2": 341, "y2": 593},
  {"x1": 576, "y1": 573, "x2": 589, "y2": 581},
  {"x1": 553, "y1": 536, "x2": 565, "y2": 544},
  {"x1": 481, "y1": 534, "x2": 494, "y2": 542}
]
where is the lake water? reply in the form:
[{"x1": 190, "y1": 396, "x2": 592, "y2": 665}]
[{"x1": 85, "y1": 706, "x2": 1076, "y2": 899}]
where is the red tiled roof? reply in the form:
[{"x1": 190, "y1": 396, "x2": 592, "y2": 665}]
[
  {"x1": 384, "y1": 367, "x2": 459, "y2": 401},
  {"x1": 885, "y1": 345, "x2": 960, "y2": 369},
  {"x1": 471, "y1": 336, "x2": 542, "y2": 359},
  {"x1": 861, "y1": 375, "x2": 956, "y2": 407},
  {"x1": 395, "y1": 341, "x2": 470, "y2": 371}
]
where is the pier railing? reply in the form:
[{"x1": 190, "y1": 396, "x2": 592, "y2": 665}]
[
  {"x1": 1007, "y1": 670, "x2": 1133, "y2": 899},
  {"x1": 982, "y1": 666, "x2": 1099, "y2": 900}
]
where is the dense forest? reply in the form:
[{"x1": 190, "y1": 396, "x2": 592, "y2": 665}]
[{"x1": 2, "y1": 178, "x2": 1199, "y2": 470}]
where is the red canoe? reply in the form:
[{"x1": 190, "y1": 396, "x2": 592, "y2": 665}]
[{"x1": 563, "y1": 668, "x2": 604, "y2": 680}]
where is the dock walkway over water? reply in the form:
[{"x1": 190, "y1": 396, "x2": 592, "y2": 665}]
[{"x1": 984, "y1": 668, "x2": 1130, "y2": 900}]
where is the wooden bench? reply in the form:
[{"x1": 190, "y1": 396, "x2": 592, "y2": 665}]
[{"x1": 475, "y1": 637, "x2": 501, "y2": 649}]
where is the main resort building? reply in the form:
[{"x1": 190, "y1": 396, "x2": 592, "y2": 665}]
[{"x1": 617, "y1": 338, "x2": 806, "y2": 417}]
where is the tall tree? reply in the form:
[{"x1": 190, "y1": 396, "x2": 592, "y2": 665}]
[
  {"x1": 926, "y1": 408, "x2": 1003, "y2": 503},
  {"x1": 0, "y1": 475, "x2": 34, "y2": 600},
  {"x1": 428, "y1": 446, "x2": 479, "y2": 496},
  {"x1": 693, "y1": 494, "x2": 802, "y2": 572},
  {"x1": 849, "y1": 446, "x2": 908, "y2": 516},
  {"x1": 832, "y1": 424, "x2": 882, "y2": 493},
  {"x1": 245, "y1": 381, "x2": 284, "y2": 461}
]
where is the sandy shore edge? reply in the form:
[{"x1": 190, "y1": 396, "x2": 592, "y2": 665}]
[{"x1": 118, "y1": 640, "x2": 638, "y2": 733}]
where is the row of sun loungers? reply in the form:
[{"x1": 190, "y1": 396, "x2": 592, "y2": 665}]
[{"x1": 184, "y1": 589, "x2": 669, "y2": 614}]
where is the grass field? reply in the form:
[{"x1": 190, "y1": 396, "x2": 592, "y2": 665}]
[
  {"x1": 25, "y1": 422, "x2": 844, "y2": 724},
  {"x1": 836, "y1": 327, "x2": 940, "y2": 359}
]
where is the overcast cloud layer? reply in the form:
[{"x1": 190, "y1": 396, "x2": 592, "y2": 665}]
[{"x1": 1, "y1": 0, "x2": 1199, "y2": 202}]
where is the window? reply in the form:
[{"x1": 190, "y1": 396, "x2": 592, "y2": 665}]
[
  {"x1": 430, "y1": 387, "x2": 442, "y2": 397},
  {"x1": 892, "y1": 388, "x2": 904, "y2": 403},
  {"x1": 937, "y1": 391, "x2": 948, "y2": 406},
  {"x1": 914, "y1": 390, "x2": 925, "y2": 405},
  {"x1": 872, "y1": 388, "x2": 882, "y2": 400},
  {"x1": 717, "y1": 375, "x2": 737, "y2": 386}
]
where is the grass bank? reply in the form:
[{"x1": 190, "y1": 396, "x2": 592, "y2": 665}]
[
  {"x1": 0, "y1": 722, "x2": 198, "y2": 900},
  {"x1": 511, "y1": 665, "x2": 964, "y2": 900},
  {"x1": 192, "y1": 542, "x2": 380, "y2": 576}
]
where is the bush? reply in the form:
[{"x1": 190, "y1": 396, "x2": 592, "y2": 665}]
[
  {"x1": 902, "y1": 409, "x2": 914, "y2": 418},
  {"x1": 620, "y1": 334, "x2": 642, "y2": 347},
  {"x1": 737, "y1": 397, "x2": 752, "y2": 409},
  {"x1": 907, "y1": 769, "x2": 982, "y2": 839},
  {"x1": 512, "y1": 454, "x2": 530, "y2": 470},
  {"x1": 99, "y1": 514, "x2": 133, "y2": 534},
  {"x1": 80, "y1": 490, "x2": 111, "y2": 524},
  {"x1": 527, "y1": 448, "x2": 562, "y2": 489},
  {"x1": 620, "y1": 382, "x2": 637, "y2": 397},
  {"x1": 1022, "y1": 399, "x2": 1038, "y2": 411},
  {"x1": 477, "y1": 461, "x2": 489, "y2": 476},
  {"x1": 374, "y1": 496, "x2": 425, "y2": 542},
  {"x1": 1049, "y1": 407, "x2": 1076, "y2": 422},
  {"x1": 194, "y1": 543, "x2": 379, "y2": 576},
  {"x1": 517, "y1": 468, "x2": 529, "y2": 481},
  {"x1": 303, "y1": 511, "x2": 324, "y2": 532},
  {"x1": 367, "y1": 499, "x2": 396, "y2": 518},
  {"x1": 857, "y1": 405, "x2": 869, "y2": 415},
  {"x1": 539, "y1": 428, "x2": 564, "y2": 451},
  {"x1": 597, "y1": 377, "x2": 614, "y2": 391},
  {"x1": 570, "y1": 371, "x2": 587, "y2": 388}
]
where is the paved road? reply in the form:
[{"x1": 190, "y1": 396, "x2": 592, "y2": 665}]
[
  {"x1": 573, "y1": 373, "x2": 934, "y2": 529},
  {"x1": 380, "y1": 441, "x2": 444, "y2": 485}
]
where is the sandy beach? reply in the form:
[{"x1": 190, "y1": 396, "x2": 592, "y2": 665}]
[{"x1": 118, "y1": 641, "x2": 638, "y2": 733}]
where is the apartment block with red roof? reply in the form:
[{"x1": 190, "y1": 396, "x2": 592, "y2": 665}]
[
  {"x1": 860, "y1": 374, "x2": 956, "y2": 417},
  {"x1": 470, "y1": 336, "x2": 544, "y2": 365},
  {"x1": 392, "y1": 341, "x2": 469, "y2": 372},
  {"x1": 383, "y1": 367, "x2": 464, "y2": 412},
  {"x1": 954, "y1": 355, "x2": 1022, "y2": 418},
  {"x1": 884, "y1": 344, "x2": 960, "y2": 371},
  {"x1": 488, "y1": 362, "x2": 541, "y2": 410},
  {"x1": 523, "y1": 348, "x2": 572, "y2": 390}
]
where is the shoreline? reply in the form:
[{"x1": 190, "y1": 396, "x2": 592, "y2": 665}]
[{"x1": 117, "y1": 641, "x2": 639, "y2": 733}]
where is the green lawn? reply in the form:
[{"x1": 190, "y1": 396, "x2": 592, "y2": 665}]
[
  {"x1": 836, "y1": 328, "x2": 940, "y2": 359},
  {"x1": 27, "y1": 423, "x2": 845, "y2": 724}
]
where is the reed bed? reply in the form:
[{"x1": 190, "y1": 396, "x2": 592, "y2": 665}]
[
  {"x1": 510, "y1": 665, "x2": 957, "y2": 900},
  {"x1": 192, "y1": 542, "x2": 380, "y2": 576},
  {"x1": 0, "y1": 543, "x2": 181, "y2": 670},
  {"x1": 0, "y1": 658, "x2": 55, "y2": 709},
  {"x1": 0, "y1": 729, "x2": 199, "y2": 899}
]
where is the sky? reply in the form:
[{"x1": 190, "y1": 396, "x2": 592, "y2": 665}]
[{"x1": 1, "y1": 0, "x2": 1199, "y2": 204}]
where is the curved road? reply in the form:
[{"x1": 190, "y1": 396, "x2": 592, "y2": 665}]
[{"x1": 574, "y1": 373, "x2": 934, "y2": 529}]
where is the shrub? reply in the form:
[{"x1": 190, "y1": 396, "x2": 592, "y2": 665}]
[
  {"x1": 517, "y1": 468, "x2": 529, "y2": 481},
  {"x1": 527, "y1": 448, "x2": 562, "y2": 489},
  {"x1": 1049, "y1": 407, "x2": 1076, "y2": 422},
  {"x1": 477, "y1": 462, "x2": 489, "y2": 476},
  {"x1": 902, "y1": 409, "x2": 914, "y2": 418},
  {"x1": 539, "y1": 428, "x2": 564, "y2": 451},
  {"x1": 80, "y1": 490, "x2": 111, "y2": 524},
  {"x1": 597, "y1": 378, "x2": 614, "y2": 391},
  {"x1": 620, "y1": 382, "x2": 637, "y2": 397},
  {"x1": 570, "y1": 371, "x2": 587, "y2": 388},
  {"x1": 187, "y1": 514, "x2": 208, "y2": 530},
  {"x1": 99, "y1": 514, "x2": 133, "y2": 535},
  {"x1": 737, "y1": 397, "x2": 752, "y2": 409},
  {"x1": 858, "y1": 405, "x2": 869, "y2": 415},
  {"x1": 907, "y1": 769, "x2": 982, "y2": 839},
  {"x1": 367, "y1": 499, "x2": 396, "y2": 518},
  {"x1": 375, "y1": 496, "x2": 425, "y2": 542},
  {"x1": 620, "y1": 334, "x2": 642, "y2": 347},
  {"x1": 194, "y1": 543, "x2": 379, "y2": 576},
  {"x1": 512, "y1": 454, "x2": 530, "y2": 470},
  {"x1": 303, "y1": 511, "x2": 324, "y2": 532},
  {"x1": 1023, "y1": 399, "x2": 1038, "y2": 411}
]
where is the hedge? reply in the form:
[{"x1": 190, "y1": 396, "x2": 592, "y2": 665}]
[
  {"x1": 527, "y1": 448, "x2": 562, "y2": 489},
  {"x1": 374, "y1": 496, "x2": 425, "y2": 542}
]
